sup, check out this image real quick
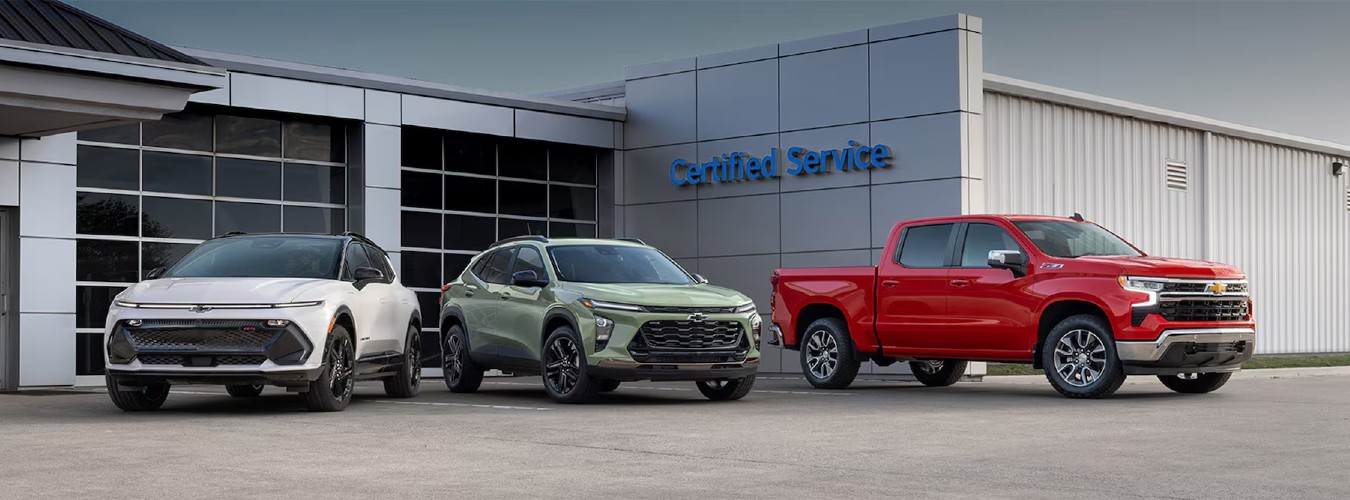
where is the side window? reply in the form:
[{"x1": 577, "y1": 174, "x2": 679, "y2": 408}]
[
  {"x1": 960, "y1": 223, "x2": 1023, "y2": 268},
  {"x1": 896, "y1": 223, "x2": 954, "y2": 268},
  {"x1": 469, "y1": 252, "x2": 492, "y2": 281},
  {"x1": 342, "y1": 242, "x2": 373, "y2": 281},
  {"x1": 511, "y1": 246, "x2": 546, "y2": 277},
  {"x1": 479, "y1": 247, "x2": 516, "y2": 284},
  {"x1": 363, "y1": 244, "x2": 395, "y2": 280}
]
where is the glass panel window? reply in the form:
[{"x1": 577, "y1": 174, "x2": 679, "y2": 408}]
[
  {"x1": 550, "y1": 146, "x2": 598, "y2": 184},
  {"x1": 444, "y1": 132, "x2": 495, "y2": 175},
  {"x1": 143, "y1": 112, "x2": 212, "y2": 151},
  {"x1": 401, "y1": 127, "x2": 441, "y2": 169},
  {"x1": 215, "y1": 115, "x2": 281, "y2": 157},
  {"x1": 444, "y1": 175, "x2": 497, "y2": 214},
  {"x1": 142, "y1": 151, "x2": 211, "y2": 195},
  {"x1": 479, "y1": 247, "x2": 516, "y2": 284},
  {"x1": 284, "y1": 163, "x2": 345, "y2": 203},
  {"x1": 77, "y1": 285, "x2": 125, "y2": 329},
  {"x1": 142, "y1": 197, "x2": 212, "y2": 240},
  {"x1": 78, "y1": 123, "x2": 139, "y2": 145},
  {"x1": 283, "y1": 206, "x2": 344, "y2": 234},
  {"x1": 498, "y1": 139, "x2": 547, "y2": 180},
  {"x1": 549, "y1": 185, "x2": 596, "y2": 220},
  {"x1": 444, "y1": 214, "x2": 496, "y2": 251},
  {"x1": 401, "y1": 170, "x2": 442, "y2": 209},
  {"x1": 400, "y1": 251, "x2": 441, "y2": 289},
  {"x1": 217, "y1": 158, "x2": 281, "y2": 200},
  {"x1": 401, "y1": 211, "x2": 441, "y2": 249},
  {"x1": 511, "y1": 246, "x2": 546, "y2": 277},
  {"x1": 897, "y1": 223, "x2": 954, "y2": 268},
  {"x1": 960, "y1": 223, "x2": 1024, "y2": 268},
  {"x1": 499, "y1": 218, "x2": 547, "y2": 239},
  {"x1": 445, "y1": 253, "x2": 472, "y2": 282},
  {"x1": 77, "y1": 239, "x2": 138, "y2": 283},
  {"x1": 416, "y1": 292, "x2": 441, "y2": 326},
  {"x1": 77, "y1": 193, "x2": 139, "y2": 236},
  {"x1": 76, "y1": 146, "x2": 139, "y2": 190},
  {"x1": 216, "y1": 202, "x2": 281, "y2": 234},
  {"x1": 285, "y1": 122, "x2": 343, "y2": 162},
  {"x1": 420, "y1": 329, "x2": 440, "y2": 368},
  {"x1": 549, "y1": 222, "x2": 597, "y2": 238},
  {"x1": 498, "y1": 181, "x2": 547, "y2": 217},
  {"x1": 142, "y1": 242, "x2": 196, "y2": 277},
  {"x1": 76, "y1": 332, "x2": 106, "y2": 376}
]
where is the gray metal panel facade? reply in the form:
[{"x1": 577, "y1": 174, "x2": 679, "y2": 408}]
[{"x1": 984, "y1": 91, "x2": 1350, "y2": 354}]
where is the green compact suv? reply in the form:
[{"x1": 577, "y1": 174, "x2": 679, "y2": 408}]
[{"x1": 437, "y1": 236, "x2": 761, "y2": 404}]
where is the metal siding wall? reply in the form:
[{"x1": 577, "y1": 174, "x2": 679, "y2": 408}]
[
  {"x1": 1210, "y1": 137, "x2": 1349, "y2": 354},
  {"x1": 984, "y1": 92, "x2": 1205, "y2": 259},
  {"x1": 987, "y1": 92, "x2": 1350, "y2": 354}
]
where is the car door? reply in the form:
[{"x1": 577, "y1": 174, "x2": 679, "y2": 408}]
[
  {"x1": 874, "y1": 223, "x2": 957, "y2": 351},
  {"x1": 452, "y1": 250, "x2": 500, "y2": 363},
  {"x1": 497, "y1": 245, "x2": 550, "y2": 367},
  {"x1": 945, "y1": 222, "x2": 1040, "y2": 354},
  {"x1": 473, "y1": 247, "x2": 517, "y2": 353},
  {"x1": 340, "y1": 242, "x2": 386, "y2": 359},
  {"x1": 361, "y1": 243, "x2": 411, "y2": 354}
]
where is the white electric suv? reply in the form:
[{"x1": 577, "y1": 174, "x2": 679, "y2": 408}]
[{"x1": 103, "y1": 232, "x2": 423, "y2": 412}]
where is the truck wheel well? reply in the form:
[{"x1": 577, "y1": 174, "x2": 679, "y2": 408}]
[
  {"x1": 1034, "y1": 300, "x2": 1107, "y2": 369},
  {"x1": 794, "y1": 303, "x2": 845, "y2": 349}
]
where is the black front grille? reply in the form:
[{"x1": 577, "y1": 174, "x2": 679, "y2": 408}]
[
  {"x1": 138, "y1": 354, "x2": 184, "y2": 365},
  {"x1": 1162, "y1": 282, "x2": 1247, "y2": 294},
  {"x1": 638, "y1": 320, "x2": 743, "y2": 349},
  {"x1": 127, "y1": 322, "x2": 280, "y2": 351},
  {"x1": 135, "y1": 354, "x2": 267, "y2": 366},
  {"x1": 1159, "y1": 299, "x2": 1250, "y2": 322}
]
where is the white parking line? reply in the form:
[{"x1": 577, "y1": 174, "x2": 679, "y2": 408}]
[
  {"x1": 371, "y1": 400, "x2": 553, "y2": 411},
  {"x1": 484, "y1": 380, "x2": 852, "y2": 396}
]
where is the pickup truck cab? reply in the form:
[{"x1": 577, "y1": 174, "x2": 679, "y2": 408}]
[{"x1": 769, "y1": 214, "x2": 1255, "y2": 398}]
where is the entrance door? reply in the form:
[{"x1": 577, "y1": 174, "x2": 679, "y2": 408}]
[{"x1": 0, "y1": 209, "x2": 12, "y2": 391}]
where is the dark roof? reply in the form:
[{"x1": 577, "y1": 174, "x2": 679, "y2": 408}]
[{"x1": 0, "y1": 0, "x2": 205, "y2": 65}]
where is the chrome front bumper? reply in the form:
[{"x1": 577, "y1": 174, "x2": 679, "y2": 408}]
[{"x1": 1116, "y1": 327, "x2": 1256, "y2": 363}]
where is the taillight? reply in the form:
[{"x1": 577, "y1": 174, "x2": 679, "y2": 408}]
[
  {"x1": 770, "y1": 273, "x2": 779, "y2": 286},
  {"x1": 440, "y1": 283, "x2": 451, "y2": 293}
]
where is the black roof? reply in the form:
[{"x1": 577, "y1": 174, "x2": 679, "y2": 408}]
[{"x1": 0, "y1": 0, "x2": 206, "y2": 65}]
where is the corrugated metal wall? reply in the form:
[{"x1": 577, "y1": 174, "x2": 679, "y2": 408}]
[{"x1": 985, "y1": 92, "x2": 1350, "y2": 354}]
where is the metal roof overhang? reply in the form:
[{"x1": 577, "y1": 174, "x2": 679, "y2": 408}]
[{"x1": 0, "y1": 38, "x2": 225, "y2": 137}]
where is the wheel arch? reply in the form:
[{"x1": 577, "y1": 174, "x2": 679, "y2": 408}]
[
  {"x1": 1032, "y1": 298, "x2": 1111, "y2": 369},
  {"x1": 792, "y1": 302, "x2": 847, "y2": 350},
  {"x1": 331, "y1": 305, "x2": 357, "y2": 343},
  {"x1": 542, "y1": 307, "x2": 580, "y2": 348}
]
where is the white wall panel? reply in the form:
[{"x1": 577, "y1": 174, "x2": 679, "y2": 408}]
[
  {"x1": 230, "y1": 73, "x2": 364, "y2": 120},
  {"x1": 0, "y1": 159, "x2": 16, "y2": 206}
]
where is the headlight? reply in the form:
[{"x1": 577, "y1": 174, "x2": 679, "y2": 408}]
[
  {"x1": 733, "y1": 302, "x2": 757, "y2": 314},
  {"x1": 112, "y1": 300, "x2": 140, "y2": 308},
  {"x1": 578, "y1": 298, "x2": 645, "y2": 312},
  {"x1": 273, "y1": 300, "x2": 324, "y2": 308},
  {"x1": 1118, "y1": 276, "x2": 1163, "y2": 306}
]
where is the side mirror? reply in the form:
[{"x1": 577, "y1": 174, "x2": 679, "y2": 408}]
[
  {"x1": 145, "y1": 267, "x2": 165, "y2": 280},
  {"x1": 692, "y1": 273, "x2": 709, "y2": 284},
  {"x1": 511, "y1": 270, "x2": 549, "y2": 288},
  {"x1": 987, "y1": 250, "x2": 1027, "y2": 277},
  {"x1": 354, "y1": 266, "x2": 385, "y2": 282}
]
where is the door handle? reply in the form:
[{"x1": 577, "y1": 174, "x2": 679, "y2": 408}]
[
  {"x1": 949, "y1": 279, "x2": 972, "y2": 287},
  {"x1": 881, "y1": 280, "x2": 899, "y2": 288},
  {"x1": 500, "y1": 293, "x2": 511, "y2": 300},
  {"x1": 465, "y1": 284, "x2": 479, "y2": 291}
]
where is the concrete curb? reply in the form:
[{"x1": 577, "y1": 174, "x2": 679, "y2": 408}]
[{"x1": 982, "y1": 366, "x2": 1350, "y2": 385}]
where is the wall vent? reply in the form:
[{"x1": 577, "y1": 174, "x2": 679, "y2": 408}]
[
  {"x1": 1165, "y1": 161, "x2": 1188, "y2": 191},
  {"x1": 1345, "y1": 188, "x2": 1349, "y2": 212}
]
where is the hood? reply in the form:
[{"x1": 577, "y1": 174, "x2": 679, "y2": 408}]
[
  {"x1": 563, "y1": 282, "x2": 752, "y2": 308},
  {"x1": 1072, "y1": 256, "x2": 1245, "y2": 279},
  {"x1": 120, "y1": 278, "x2": 330, "y2": 305}
]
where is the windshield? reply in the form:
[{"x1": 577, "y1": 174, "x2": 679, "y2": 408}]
[
  {"x1": 547, "y1": 245, "x2": 694, "y2": 285},
  {"x1": 163, "y1": 236, "x2": 344, "y2": 279},
  {"x1": 1012, "y1": 221, "x2": 1143, "y2": 258}
]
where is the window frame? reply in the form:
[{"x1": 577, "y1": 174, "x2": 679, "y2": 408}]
[
  {"x1": 477, "y1": 246, "x2": 519, "y2": 285},
  {"x1": 953, "y1": 222, "x2": 1026, "y2": 269},
  {"x1": 892, "y1": 223, "x2": 959, "y2": 269}
]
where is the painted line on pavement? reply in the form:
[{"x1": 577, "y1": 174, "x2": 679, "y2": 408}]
[
  {"x1": 485, "y1": 380, "x2": 853, "y2": 396},
  {"x1": 371, "y1": 399, "x2": 553, "y2": 411}
]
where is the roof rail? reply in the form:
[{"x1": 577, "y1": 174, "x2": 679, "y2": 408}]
[
  {"x1": 491, "y1": 235, "x2": 549, "y2": 247},
  {"x1": 617, "y1": 237, "x2": 647, "y2": 245},
  {"x1": 219, "y1": 231, "x2": 248, "y2": 238},
  {"x1": 341, "y1": 231, "x2": 378, "y2": 246}
]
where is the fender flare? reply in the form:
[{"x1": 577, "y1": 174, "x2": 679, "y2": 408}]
[{"x1": 542, "y1": 306, "x2": 581, "y2": 345}]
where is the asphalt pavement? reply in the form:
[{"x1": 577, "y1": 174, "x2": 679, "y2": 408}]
[{"x1": 0, "y1": 370, "x2": 1346, "y2": 499}]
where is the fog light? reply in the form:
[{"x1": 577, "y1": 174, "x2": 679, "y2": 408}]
[
  {"x1": 126, "y1": 319, "x2": 142, "y2": 327},
  {"x1": 750, "y1": 314, "x2": 763, "y2": 343},
  {"x1": 594, "y1": 315, "x2": 615, "y2": 351},
  {"x1": 266, "y1": 319, "x2": 290, "y2": 327}
]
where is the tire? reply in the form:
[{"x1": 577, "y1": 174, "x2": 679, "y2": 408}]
[
  {"x1": 301, "y1": 327, "x2": 356, "y2": 412},
  {"x1": 598, "y1": 379, "x2": 622, "y2": 392},
  {"x1": 383, "y1": 325, "x2": 423, "y2": 398},
  {"x1": 541, "y1": 326, "x2": 600, "y2": 404},
  {"x1": 1158, "y1": 372, "x2": 1232, "y2": 394},
  {"x1": 441, "y1": 324, "x2": 484, "y2": 393},
  {"x1": 696, "y1": 374, "x2": 756, "y2": 401},
  {"x1": 105, "y1": 373, "x2": 170, "y2": 411},
  {"x1": 799, "y1": 317, "x2": 860, "y2": 389},
  {"x1": 909, "y1": 360, "x2": 969, "y2": 387},
  {"x1": 225, "y1": 383, "x2": 265, "y2": 398},
  {"x1": 1041, "y1": 314, "x2": 1127, "y2": 399}
]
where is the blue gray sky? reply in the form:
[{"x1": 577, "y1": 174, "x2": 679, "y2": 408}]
[{"x1": 68, "y1": 0, "x2": 1350, "y2": 144}]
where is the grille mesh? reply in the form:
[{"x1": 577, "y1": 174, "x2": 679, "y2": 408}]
[
  {"x1": 128, "y1": 328, "x2": 277, "y2": 351},
  {"x1": 1159, "y1": 299, "x2": 1250, "y2": 322},
  {"x1": 638, "y1": 320, "x2": 742, "y2": 349}
]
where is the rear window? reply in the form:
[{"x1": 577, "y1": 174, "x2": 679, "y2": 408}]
[{"x1": 896, "y1": 224, "x2": 954, "y2": 268}]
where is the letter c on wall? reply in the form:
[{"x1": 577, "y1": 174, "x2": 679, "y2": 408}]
[{"x1": 670, "y1": 159, "x2": 689, "y2": 186}]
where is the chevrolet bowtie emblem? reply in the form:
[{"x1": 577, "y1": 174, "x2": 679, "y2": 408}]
[
  {"x1": 188, "y1": 305, "x2": 213, "y2": 313},
  {"x1": 1205, "y1": 283, "x2": 1228, "y2": 295},
  {"x1": 687, "y1": 313, "x2": 708, "y2": 323}
]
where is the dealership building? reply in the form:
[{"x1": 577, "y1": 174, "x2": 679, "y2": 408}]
[{"x1": 1, "y1": 3, "x2": 1346, "y2": 390}]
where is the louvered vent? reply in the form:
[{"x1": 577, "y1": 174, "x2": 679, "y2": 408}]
[
  {"x1": 1345, "y1": 188, "x2": 1349, "y2": 212},
  {"x1": 1165, "y1": 161, "x2": 1188, "y2": 191}
]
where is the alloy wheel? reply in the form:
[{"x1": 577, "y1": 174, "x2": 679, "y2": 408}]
[
  {"x1": 329, "y1": 339, "x2": 354, "y2": 400},
  {"x1": 407, "y1": 331, "x2": 421, "y2": 387},
  {"x1": 804, "y1": 329, "x2": 839, "y2": 379},
  {"x1": 915, "y1": 360, "x2": 945, "y2": 374},
  {"x1": 544, "y1": 337, "x2": 582, "y2": 395},
  {"x1": 1052, "y1": 329, "x2": 1108, "y2": 387},
  {"x1": 444, "y1": 335, "x2": 464, "y2": 387}
]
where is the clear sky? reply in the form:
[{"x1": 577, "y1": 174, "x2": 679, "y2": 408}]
[{"x1": 67, "y1": 0, "x2": 1350, "y2": 144}]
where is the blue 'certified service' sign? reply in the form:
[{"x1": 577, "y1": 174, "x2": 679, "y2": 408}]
[{"x1": 670, "y1": 141, "x2": 891, "y2": 186}]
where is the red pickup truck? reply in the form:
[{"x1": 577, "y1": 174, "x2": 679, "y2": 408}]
[{"x1": 768, "y1": 214, "x2": 1256, "y2": 398}]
